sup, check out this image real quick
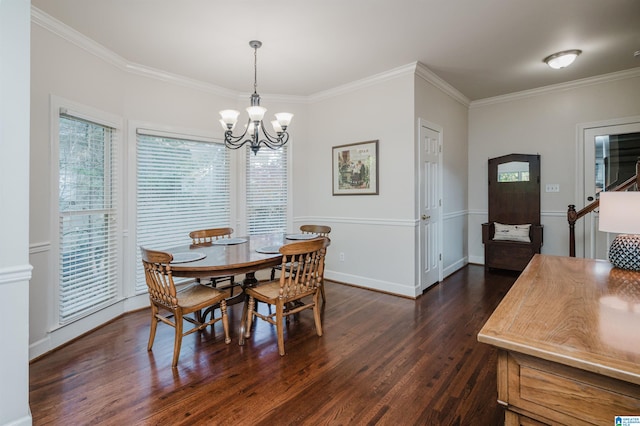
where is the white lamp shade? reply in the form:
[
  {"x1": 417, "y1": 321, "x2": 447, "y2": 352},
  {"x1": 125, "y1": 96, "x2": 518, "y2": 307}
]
[
  {"x1": 271, "y1": 120, "x2": 283, "y2": 134},
  {"x1": 275, "y1": 112, "x2": 293, "y2": 127},
  {"x1": 246, "y1": 106, "x2": 266, "y2": 122},
  {"x1": 219, "y1": 110, "x2": 240, "y2": 126},
  {"x1": 599, "y1": 191, "x2": 640, "y2": 235}
]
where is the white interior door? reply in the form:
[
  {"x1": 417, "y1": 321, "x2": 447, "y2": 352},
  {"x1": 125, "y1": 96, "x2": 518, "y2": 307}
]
[
  {"x1": 581, "y1": 120, "x2": 640, "y2": 259},
  {"x1": 419, "y1": 121, "x2": 442, "y2": 291}
]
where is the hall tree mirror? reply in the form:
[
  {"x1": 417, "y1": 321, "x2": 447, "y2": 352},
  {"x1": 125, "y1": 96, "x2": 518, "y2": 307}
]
[
  {"x1": 581, "y1": 122, "x2": 640, "y2": 259},
  {"x1": 497, "y1": 161, "x2": 530, "y2": 182}
]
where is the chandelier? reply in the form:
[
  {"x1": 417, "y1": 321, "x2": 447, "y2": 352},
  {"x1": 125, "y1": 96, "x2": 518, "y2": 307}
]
[{"x1": 219, "y1": 40, "x2": 293, "y2": 155}]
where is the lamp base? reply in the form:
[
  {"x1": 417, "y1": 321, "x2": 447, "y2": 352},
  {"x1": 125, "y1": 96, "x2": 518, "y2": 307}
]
[{"x1": 609, "y1": 234, "x2": 640, "y2": 271}]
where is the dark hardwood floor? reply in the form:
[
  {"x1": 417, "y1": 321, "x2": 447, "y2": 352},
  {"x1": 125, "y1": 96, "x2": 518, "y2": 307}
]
[{"x1": 29, "y1": 265, "x2": 518, "y2": 425}]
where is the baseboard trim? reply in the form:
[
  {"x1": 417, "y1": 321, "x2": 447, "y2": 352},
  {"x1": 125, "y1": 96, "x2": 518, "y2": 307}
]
[
  {"x1": 2, "y1": 413, "x2": 32, "y2": 426},
  {"x1": 443, "y1": 257, "x2": 467, "y2": 279},
  {"x1": 325, "y1": 270, "x2": 418, "y2": 298}
]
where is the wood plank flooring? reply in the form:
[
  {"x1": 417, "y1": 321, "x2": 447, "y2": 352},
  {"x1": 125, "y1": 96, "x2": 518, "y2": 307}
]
[{"x1": 29, "y1": 265, "x2": 518, "y2": 425}]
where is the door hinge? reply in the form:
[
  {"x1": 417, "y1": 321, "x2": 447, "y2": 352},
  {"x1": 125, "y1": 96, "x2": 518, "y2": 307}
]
[{"x1": 439, "y1": 253, "x2": 442, "y2": 261}]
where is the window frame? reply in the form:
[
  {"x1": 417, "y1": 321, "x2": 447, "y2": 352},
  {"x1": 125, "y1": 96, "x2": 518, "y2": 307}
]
[{"x1": 50, "y1": 96, "x2": 124, "y2": 329}]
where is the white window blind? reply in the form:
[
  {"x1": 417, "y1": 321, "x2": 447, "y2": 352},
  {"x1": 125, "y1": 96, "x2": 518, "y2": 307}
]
[
  {"x1": 246, "y1": 146, "x2": 288, "y2": 235},
  {"x1": 58, "y1": 114, "x2": 119, "y2": 323},
  {"x1": 136, "y1": 132, "x2": 231, "y2": 293}
]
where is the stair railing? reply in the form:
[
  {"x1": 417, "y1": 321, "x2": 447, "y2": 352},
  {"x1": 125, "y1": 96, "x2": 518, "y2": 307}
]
[{"x1": 568, "y1": 160, "x2": 639, "y2": 257}]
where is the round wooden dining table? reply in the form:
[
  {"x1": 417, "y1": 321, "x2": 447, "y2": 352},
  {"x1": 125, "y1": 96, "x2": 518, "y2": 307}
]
[
  {"x1": 165, "y1": 232, "x2": 322, "y2": 343},
  {"x1": 167, "y1": 232, "x2": 289, "y2": 287}
]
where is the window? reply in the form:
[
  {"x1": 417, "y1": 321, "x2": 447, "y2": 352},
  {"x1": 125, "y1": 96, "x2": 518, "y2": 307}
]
[
  {"x1": 246, "y1": 146, "x2": 288, "y2": 234},
  {"x1": 135, "y1": 131, "x2": 231, "y2": 292},
  {"x1": 57, "y1": 111, "x2": 119, "y2": 324}
]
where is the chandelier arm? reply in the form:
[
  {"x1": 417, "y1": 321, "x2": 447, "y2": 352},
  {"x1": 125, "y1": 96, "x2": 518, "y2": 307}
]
[
  {"x1": 223, "y1": 119, "x2": 252, "y2": 148},
  {"x1": 224, "y1": 132, "x2": 250, "y2": 146},
  {"x1": 259, "y1": 132, "x2": 289, "y2": 150},
  {"x1": 258, "y1": 121, "x2": 288, "y2": 146},
  {"x1": 225, "y1": 139, "x2": 252, "y2": 150}
]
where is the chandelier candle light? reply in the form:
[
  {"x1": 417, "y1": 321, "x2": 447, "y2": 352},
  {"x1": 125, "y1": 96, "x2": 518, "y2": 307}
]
[{"x1": 219, "y1": 40, "x2": 293, "y2": 155}]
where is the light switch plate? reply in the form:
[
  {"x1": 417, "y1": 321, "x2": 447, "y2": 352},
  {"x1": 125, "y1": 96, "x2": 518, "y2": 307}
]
[{"x1": 545, "y1": 184, "x2": 560, "y2": 192}]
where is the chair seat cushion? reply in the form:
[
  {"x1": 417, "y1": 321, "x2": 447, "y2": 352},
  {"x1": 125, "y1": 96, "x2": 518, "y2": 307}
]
[
  {"x1": 246, "y1": 281, "x2": 282, "y2": 301},
  {"x1": 246, "y1": 280, "x2": 316, "y2": 302},
  {"x1": 177, "y1": 284, "x2": 229, "y2": 309}
]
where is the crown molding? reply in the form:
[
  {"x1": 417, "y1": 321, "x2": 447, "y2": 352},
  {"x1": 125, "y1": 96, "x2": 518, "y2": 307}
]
[
  {"x1": 414, "y1": 62, "x2": 471, "y2": 107},
  {"x1": 33, "y1": 6, "x2": 638, "y2": 110},
  {"x1": 470, "y1": 67, "x2": 640, "y2": 108},
  {"x1": 31, "y1": 6, "x2": 292, "y2": 101},
  {"x1": 123, "y1": 63, "x2": 238, "y2": 98},
  {"x1": 307, "y1": 61, "x2": 471, "y2": 106},
  {"x1": 31, "y1": 6, "x2": 125, "y2": 70},
  {"x1": 31, "y1": 7, "x2": 419, "y2": 105},
  {"x1": 308, "y1": 63, "x2": 418, "y2": 102}
]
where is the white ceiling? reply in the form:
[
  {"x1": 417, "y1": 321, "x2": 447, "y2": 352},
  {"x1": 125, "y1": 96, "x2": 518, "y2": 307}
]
[{"x1": 32, "y1": 0, "x2": 640, "y2": 101}]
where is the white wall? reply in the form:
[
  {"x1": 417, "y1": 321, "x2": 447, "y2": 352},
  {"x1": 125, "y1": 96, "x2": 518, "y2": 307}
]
[
  {"x1": 303, "y1": 67, "x2": 419, "y2": 296},
  {"x1": 468, "y1": 73, "x2": 640, "y2": 264},
  {"x1": 414, "y1": 67, "x2": 469, "y2": 277},
  {"x1": 1, "y1": 1, "x2": 32, "y2": 425}
]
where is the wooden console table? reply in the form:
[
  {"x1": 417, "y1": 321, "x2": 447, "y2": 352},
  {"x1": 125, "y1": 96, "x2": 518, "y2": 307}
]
[{"x1": 478, "y1": 254, "x2": 640, "y2": 425}]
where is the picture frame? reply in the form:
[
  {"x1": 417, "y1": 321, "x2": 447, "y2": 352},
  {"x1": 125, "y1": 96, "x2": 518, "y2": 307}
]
[{"x1": 332, "y1": 140, "x2": 379, "y2": 195}]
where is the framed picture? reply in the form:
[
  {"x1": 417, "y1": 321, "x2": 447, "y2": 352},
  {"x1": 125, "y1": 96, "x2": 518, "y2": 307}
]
[{"x1": 332, "y1": 140, "x2": 379, "y2": 195}]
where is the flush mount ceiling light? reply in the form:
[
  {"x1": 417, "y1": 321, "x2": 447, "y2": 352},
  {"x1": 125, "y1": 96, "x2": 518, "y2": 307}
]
[
  {"x1": 219, "y1": 40, "x2": 293, "y2": 155},
  {"x1": 543, "y1": 49, "x2": 582, "y2": 69}
]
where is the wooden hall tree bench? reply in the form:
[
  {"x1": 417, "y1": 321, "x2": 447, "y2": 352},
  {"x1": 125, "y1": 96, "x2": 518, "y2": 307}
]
[{"x1": 482, "y1": 153, "x2": 543, "y2": 272}]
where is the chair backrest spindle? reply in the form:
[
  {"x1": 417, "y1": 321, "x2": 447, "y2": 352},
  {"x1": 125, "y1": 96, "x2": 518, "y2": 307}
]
[
  {"x1": 189, "y1": 227, "x2": 234, "y2": 245},
  {"x1": 300, "y1": 224, "x2": 331, "y2": 236}
]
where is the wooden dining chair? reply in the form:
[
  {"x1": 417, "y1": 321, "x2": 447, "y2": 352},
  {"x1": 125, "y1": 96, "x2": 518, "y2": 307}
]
[
  {"x1": 189, "y1": 227, "x2": 238, "y2": 294},
  {"x1": 271, "y1": 224, "x2": 331, "y2": 303},
  {"x1": 243, "y1": 237, "x2": 329, "y2": 356},
  {"x1": 141, "y1": 247, "x2": 231, "y2": 368}
]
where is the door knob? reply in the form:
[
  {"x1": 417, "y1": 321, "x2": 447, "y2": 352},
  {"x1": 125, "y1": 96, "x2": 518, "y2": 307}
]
[{"x1": 422, "y1": 215, "x2": 431, "y2": 220}]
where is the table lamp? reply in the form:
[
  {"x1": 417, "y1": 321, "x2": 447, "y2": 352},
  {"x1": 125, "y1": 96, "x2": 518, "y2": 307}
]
[{"x1": 598, "y1": 191, "x2": 640, "y2": 270}]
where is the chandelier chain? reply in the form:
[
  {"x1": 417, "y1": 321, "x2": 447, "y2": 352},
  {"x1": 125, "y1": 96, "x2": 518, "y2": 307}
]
[{"x1": 254, "y1": 45, "x2": 258, "y2": 94}]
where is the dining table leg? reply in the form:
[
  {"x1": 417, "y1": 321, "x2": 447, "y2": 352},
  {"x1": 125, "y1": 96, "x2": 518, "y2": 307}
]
[
  {"x1": 238, "y1": 272, "x2": 258, "y2": 345},
  {"x1": 238, "y1": 293, "x2": 250, "y2": 346},
  {"x1": 242, "y1": 272, "x2": 258, "y2": 287}
]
